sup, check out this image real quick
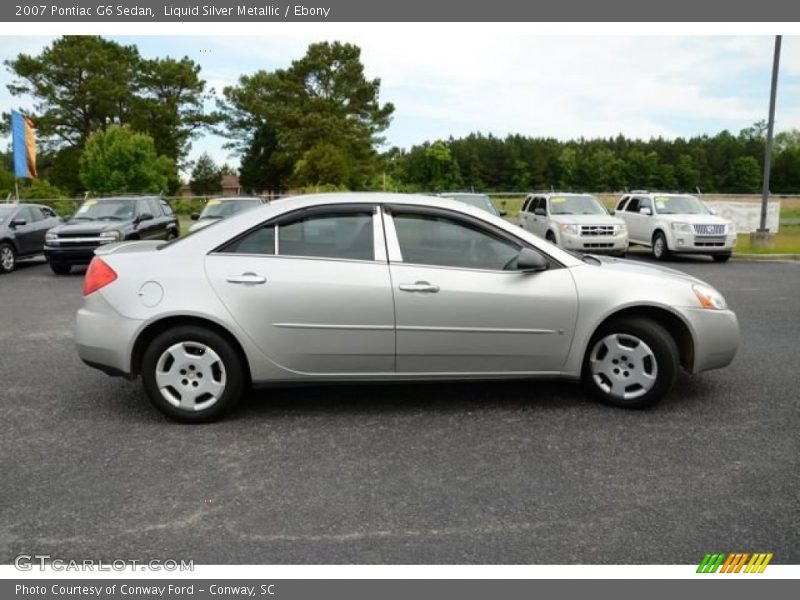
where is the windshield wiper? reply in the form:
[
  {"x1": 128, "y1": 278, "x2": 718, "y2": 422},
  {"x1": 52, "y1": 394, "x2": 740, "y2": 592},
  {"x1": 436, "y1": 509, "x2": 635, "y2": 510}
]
[
  {"x1": 73, "y1": 216, "x2": 95, "y2": 221},
  {"x1": 97, "y1": 216, "x2": 123, "y2": 221}
]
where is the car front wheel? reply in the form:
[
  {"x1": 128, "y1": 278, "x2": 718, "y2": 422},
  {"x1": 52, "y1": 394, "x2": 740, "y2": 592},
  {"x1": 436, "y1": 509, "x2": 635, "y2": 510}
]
[
  {"x1": 652, "y1": 232, "x2": 670, "y2": 261},
  {"x1": 582, "y1": 317, "x2": 679, "y2": 409},
  {"x1": 49, "y1": 262, "x2": 71, "y2": 275},
  {"x1": 0, "y1": 243, "x2": 16, "y2": 273},
  {"x1": 141, "y1": 326, "x2": 245, "y2": 422},
  {"x1": 712, "y1": 253, "x2": 732, "y2": 263}
]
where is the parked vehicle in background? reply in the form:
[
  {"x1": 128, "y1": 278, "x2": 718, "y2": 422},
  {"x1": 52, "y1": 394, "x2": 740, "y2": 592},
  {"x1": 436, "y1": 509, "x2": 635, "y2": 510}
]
[
  {"x1": 0, "y1": 203, "x2": 63, "y2": 274},
  {"x1": 74, "y1": 193, "x2": 738, "y2": 422},
  {"x1": 614, "y1": 192, "x2": 736, "y2": 262},
  {"x1": 438, "y1": 192, "x2": 506, "y2": 216},
  {"x1": 189, "y1": 197, "x2": 265, "y2": 233},
  {"x1": 44, "y1": 196, "x2": 179, "y2": 274},
  {"x1": 518, "y1": 193, "x2": 628, "y2": 256}
]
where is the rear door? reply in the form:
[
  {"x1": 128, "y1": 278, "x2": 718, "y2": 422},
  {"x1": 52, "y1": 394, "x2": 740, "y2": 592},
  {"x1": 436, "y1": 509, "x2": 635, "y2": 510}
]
[
  {"x1": 205, "y1": 204, "x2": 395, "y2": 375},
  {"x1": 384, "y1": 205, "x2": 578, "y2": 374},
  {"x1": 12, "y1": 206, "x2": 41, "y2": 255}
]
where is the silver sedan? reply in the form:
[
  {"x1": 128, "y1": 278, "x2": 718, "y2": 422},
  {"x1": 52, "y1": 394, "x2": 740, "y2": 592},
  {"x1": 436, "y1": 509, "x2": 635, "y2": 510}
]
[{"x1": 75, "y1": 193, "x2": 739, "y2": 422}]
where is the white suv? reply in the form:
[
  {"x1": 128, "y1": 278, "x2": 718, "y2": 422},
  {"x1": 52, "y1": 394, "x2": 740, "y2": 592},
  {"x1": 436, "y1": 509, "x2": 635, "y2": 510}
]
[
  {"x1": 614, "y1": 192, "x2": 736, "y2": 262},
  {"x1": 518, "y1": 193, "x2": 628, "y2": 256}
]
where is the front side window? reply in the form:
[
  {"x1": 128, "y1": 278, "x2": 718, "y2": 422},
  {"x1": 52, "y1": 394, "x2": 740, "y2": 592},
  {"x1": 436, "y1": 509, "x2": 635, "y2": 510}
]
[
  {"x1": 392, "y1": 212, "x2": 521, "y2": 271},
  {"x1": 640, "y1": 198, "x2": 653, "y2": 212},
  {"x1": 222, "y1": 209, "x2": 374, "y2": 261}
]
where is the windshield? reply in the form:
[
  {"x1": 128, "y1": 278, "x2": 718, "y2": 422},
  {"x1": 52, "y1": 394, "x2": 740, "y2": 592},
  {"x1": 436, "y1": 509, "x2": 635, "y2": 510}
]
[
  {"x1": 549, "y1": 195, "x2": 606, "y2": 215},
  {"x1": 445, "y1": 194, "x2": 498, "y2": 216},
  {"x1": 654, "y1": 195, "x2": 710, "y2": 215},
  {"x1": 0, "y1": 205, "x2": 15, "y2": 223},
  {"x1": 199, "y1": 199, "x2": 261, "y2": 219},
  {"x1": 73, "y1": 199, "x2": 137, "y2": 221}
]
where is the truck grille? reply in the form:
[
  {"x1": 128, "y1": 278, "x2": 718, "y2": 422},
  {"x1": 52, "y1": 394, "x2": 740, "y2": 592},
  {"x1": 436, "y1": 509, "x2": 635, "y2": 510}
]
[
  {"x1": 580, "y1": 225, "x2": 615, "y2": 236},
  {"x1": 693, "y1": 224, "x2": 726, "y2": 236}
]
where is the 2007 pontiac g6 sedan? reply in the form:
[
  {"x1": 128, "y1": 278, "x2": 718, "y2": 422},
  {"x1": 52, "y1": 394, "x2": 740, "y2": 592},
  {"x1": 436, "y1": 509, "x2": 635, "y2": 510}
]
[{"x1": 75, "y1": 193, "x2": 739, "y2": 422}]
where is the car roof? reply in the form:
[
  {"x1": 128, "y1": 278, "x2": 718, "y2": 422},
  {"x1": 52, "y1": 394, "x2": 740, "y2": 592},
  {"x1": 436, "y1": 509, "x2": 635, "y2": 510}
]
[{"x1": 207, "y1": 196, "x2": 264, "y2": 202}]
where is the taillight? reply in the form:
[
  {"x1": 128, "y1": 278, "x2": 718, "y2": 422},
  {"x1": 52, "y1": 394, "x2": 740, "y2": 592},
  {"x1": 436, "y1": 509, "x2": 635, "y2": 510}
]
[{"x1": 83, "y1": 257, "x2": 117, "y2": 296}]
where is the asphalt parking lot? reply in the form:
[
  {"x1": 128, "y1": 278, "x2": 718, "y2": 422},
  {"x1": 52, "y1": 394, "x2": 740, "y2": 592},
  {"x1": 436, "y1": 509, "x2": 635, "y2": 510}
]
[{"x1": 1, "y1": 253, "x2": 798, "y2": 564}]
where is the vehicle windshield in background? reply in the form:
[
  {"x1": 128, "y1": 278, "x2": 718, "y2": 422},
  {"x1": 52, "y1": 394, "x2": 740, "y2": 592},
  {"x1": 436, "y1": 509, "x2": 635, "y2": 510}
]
[
  {"x1": 654, "y1": 195, "x2": 710, "y2": 214},
  {"x1": 447, "y1": 194, "x2": 498, "y2": 215},
  {"x1": 73, "y1": 199, "x2": 137, "y2": 221},
  {"x1": 549, "y1": 195, "x2": 606, "y2": 215},
  {"x1": 0, "y1": 205, "x2": 15, "y2": 223},
  {"x1": 199, "y1": 199, "x2": 261, "y2": 219}
]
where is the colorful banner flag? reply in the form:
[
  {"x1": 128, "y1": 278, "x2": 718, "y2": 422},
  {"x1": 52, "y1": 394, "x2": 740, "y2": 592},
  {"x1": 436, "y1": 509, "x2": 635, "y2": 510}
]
[{"x1": 11, "y1": 109, "x2": 37, "y2": 179}]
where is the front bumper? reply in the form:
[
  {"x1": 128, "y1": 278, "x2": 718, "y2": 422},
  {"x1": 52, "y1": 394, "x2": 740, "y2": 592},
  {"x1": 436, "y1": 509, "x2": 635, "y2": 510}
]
[
  {"x1": 44, "y1": 244, "x2": 100, "y2": 265},
  {"x1": 669, "y1": 233, "x2": 737, "y2": 254},
  {"x1": 683, "y1": 307, "x2": 740, "y2": 373},
  {"x1": 75, "y1": 292, "x2": 142, "y2": 377},
  {"x1": 560, "y1": 232, "x2": 628, "y2": 253}
]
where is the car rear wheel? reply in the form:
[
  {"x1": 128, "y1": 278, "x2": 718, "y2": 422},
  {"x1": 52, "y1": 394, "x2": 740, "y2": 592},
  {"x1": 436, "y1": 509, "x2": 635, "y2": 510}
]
[
  {"x1": 652, "y1": 232, "x2": 670, "y2": 261},
  {"x1": 0, "y1": 243, "x2": 16, "y2": 273},
  {"x1": 49, "y1": 262, "x2": 71, "y2": 275},
  {"x1": 141, "y1": 326, "x2": 245, "y2": 422},
  {"x1": 712, "y1": 253, "x2": 732, "y2": 263},
  {"x1": 582, "y1": 317, "x2": 679, "y2": 409}
]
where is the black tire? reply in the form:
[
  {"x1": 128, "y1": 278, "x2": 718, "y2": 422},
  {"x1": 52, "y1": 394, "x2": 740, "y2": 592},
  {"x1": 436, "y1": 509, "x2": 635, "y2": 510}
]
[
  {"x1": 49, "y1": 262, "x2": 71, "y2": 275},
  {"x1": 652, "y1": 231, "x2": 670, "y2": 261},
  {"x1": 0, "y1": 242, "x2": 16, "y2": 274},
  {"x1": 612, "y1": 250, "x2": 627, "y2": 258},
  {"x1": 712, "y1": 253, "x2": 732, "y2": 263},
  {"x1": 141, "y1": 326, "x2": 246, "y2": 422},
  {"x1": 582, "y1": 317, "x2": 679, "y2": 409},
  {"x1": 545, "y1": 230, "x2": 557, "y2": 244}
]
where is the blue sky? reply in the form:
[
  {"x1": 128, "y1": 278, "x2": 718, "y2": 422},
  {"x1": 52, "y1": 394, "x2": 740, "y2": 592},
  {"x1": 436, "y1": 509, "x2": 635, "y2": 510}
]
[{"x1": 1, "y1": 34, "x2": 798, "y2": 179}]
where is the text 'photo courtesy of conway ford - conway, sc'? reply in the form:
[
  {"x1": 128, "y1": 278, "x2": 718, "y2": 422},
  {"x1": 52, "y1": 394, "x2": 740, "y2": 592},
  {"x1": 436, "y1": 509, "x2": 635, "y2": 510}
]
[{"x1": 74, "y1": 193, "x2": 739, "y2": 422}]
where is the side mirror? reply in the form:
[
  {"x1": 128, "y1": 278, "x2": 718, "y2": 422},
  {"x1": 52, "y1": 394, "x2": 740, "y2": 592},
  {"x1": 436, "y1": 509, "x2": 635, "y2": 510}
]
[
  {"x1": 639, "y1": 207, "x2": 652, "y2": 216},
  {"x1": 608, "y1": 208, "x2": 616, "y2": 215},
  {"x1": 190, "y1": 212, "x2": 200, "y2": 221},
  {"x1": 10, "y1": 218, "x2": 27, "y2": 228},
  {"x1": 517, "y1": 247, "x2": 549, "y2": 272},
  {"x1": 136, "y1": 213, "x2": 154, "y2": 223},
  {"x1": 499, "y1": 210, "x2": 507, "y2": 217},
  {"x1": 534, "y1": 208, "x2": 546, "y2": 216}
]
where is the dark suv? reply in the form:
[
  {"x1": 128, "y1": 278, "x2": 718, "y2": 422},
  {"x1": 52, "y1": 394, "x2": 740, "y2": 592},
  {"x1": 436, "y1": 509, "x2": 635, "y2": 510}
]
[
  {"x1": 44, "y1": 196, "x2": 179, "y2": 274},
  {"x1": 0, "y1": 203, "x2": 63, "y2": 273}
]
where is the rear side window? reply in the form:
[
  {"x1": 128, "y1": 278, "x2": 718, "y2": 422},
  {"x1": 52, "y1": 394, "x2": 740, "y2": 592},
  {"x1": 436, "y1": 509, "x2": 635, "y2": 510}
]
[
  {"x1": 147, "y1": 197, "x2": 163, "y2": 217},
  {"x1": 625, "y1": 197, "x2": 641, "y2": 212},
  {"x1": 40, "y1": 206, "x2": 56, "y2": 218},
  {"x1": 616, "y1": 197, "x2": 629, "y2": 211},
  {"x1": 160, "y1": 200, "x2": 174, "y2": 216},
  {"x1": 521, "y1": 197, "x2": 532, "y2": 212},
  {"x1": 221, "y1": 209, "x2": 374, "y2": 261}
]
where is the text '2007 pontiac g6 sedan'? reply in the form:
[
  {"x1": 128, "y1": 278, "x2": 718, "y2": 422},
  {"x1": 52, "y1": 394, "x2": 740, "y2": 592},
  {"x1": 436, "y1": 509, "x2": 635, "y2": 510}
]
[{"x1": 75, "y1": 193, "x2": 739, "y2": 422}]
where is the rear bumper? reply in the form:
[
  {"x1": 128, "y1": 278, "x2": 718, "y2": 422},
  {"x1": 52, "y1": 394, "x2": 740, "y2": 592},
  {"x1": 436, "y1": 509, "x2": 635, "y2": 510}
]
[
  {"x1": 683, "y1": 308, "x2": 740, "y2": 373},
  {"x1": 75, "y1": 293, "x2": 142, "y2": 377}
]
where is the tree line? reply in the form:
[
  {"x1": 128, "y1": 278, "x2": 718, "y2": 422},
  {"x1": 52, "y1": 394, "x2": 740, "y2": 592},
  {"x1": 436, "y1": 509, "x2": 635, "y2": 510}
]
[{"x1": 3, "y1": 35, "x2": 800, "y2": 201}]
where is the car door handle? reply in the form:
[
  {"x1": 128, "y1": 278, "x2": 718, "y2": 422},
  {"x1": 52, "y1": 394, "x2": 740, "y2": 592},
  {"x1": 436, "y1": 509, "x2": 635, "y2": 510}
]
[
  {"x1": 399, "y1": 281, "x2": 440, "y2": 293},
  {"x1": 226, "y1": 273, "x2": 266, "y2": 285}
]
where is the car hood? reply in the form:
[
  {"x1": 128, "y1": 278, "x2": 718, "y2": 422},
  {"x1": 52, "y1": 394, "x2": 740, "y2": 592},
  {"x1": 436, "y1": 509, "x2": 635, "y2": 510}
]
[
  {"x1": 549, "y1": 214, "x2": 624, "y2": 225},
  {"x1": 586, "y1": 254, "x2": 702, "y2": 284},
  {"x1": 657, "y1": 213, "x2": 730, "y2": 224},
  {"x1": 50, "y1": 220, "x2": 125, "y2": 235},
  {"x1": 188, "y1": 218, "x2": 219, "y2": 232}
]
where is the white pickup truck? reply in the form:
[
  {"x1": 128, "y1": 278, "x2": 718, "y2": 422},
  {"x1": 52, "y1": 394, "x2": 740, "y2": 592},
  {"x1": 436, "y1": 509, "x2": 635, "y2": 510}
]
[
  {"x1": 614, "y1": 192, "x2": 736, "y2": 262},
  {"x1": 518, "y1": 193, "x2": 628, "y2": 256}
]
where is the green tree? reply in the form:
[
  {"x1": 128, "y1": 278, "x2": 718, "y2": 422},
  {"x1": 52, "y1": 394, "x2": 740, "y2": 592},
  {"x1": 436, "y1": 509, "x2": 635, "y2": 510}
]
[
  {"x1": 189, "y1": 152, "x2": 222, "y2": 196},
  {"x1": 5, "y1": 36, "x2": 217, "y2": 191},
  {"x1": 79, "y1": 125, "x2": 173, "y2": 194},
  {"x1": 222, "y1": 41, "x2": 394, "y2": 190},
  {"x1": 238, "y1": 123, "x2": 291, "y2": 194},
  {"x1": 675, "y1": 154, "x2": 700, "y2": 192},
  {"x1": 724, "y1": 156, "x2": 761, "y2": 192}
]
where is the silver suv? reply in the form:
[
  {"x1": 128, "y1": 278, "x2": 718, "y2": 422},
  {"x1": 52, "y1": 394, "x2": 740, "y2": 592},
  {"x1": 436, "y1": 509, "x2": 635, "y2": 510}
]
[
  {"x1": 614, "y1": 192, "x2": 736, "y2": 262},
  {"x1": 518, "y1": 193, "x2": 628, "y2": 256}
]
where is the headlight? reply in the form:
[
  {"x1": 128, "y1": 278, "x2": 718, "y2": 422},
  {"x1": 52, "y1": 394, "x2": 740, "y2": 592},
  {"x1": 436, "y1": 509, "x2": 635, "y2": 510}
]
[
  {"x1": 614, "y1": 223, "x2": 626, "y2": 234},
  {"x1": 559, "y1": 224, "x2": 579, "y2": 235},
  {"x1": 671, "y1": 222, "x2": 693, "y2": 234},
  {"x1": 98, "y1": 231, "x2": 121, "y2": 243},
  {"x1": 45, "y1": 232, "x2": 58, "y2": 242},
  {"x1": 693, "y1": 284, "x2": 727, "y2": 310}
]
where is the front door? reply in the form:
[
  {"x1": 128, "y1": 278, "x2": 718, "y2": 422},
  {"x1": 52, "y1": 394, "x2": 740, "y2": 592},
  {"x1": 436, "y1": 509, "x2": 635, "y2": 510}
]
[
  {"x1": 205, "y1": 204, "x2": 395, "y2": 375},
  {"x1": 384, "y1": 206, "x2": 578, "y2": 374}
]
